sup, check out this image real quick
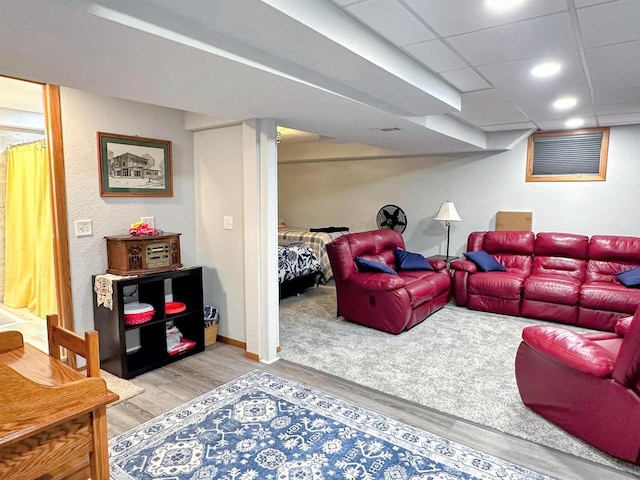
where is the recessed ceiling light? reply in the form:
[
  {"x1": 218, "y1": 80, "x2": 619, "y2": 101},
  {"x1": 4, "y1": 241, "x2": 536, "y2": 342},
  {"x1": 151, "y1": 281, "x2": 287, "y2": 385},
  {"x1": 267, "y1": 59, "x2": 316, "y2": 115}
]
[
  {"x1": 553, "y1": 97, "x2": 577, "y2": 110},
  {"x1": 531, "y1": 62, "x2": 561, "y2": 78},
  {"x1": 486, "y1": 0, "x2": 526, "y2": 10},
  {"x1": 565, "y1": 118, "x2": 584, "y2": 128}
]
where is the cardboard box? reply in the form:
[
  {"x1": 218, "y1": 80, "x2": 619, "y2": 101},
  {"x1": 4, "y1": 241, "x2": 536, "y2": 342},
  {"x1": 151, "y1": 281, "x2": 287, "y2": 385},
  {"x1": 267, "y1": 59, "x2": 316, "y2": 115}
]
[
  {"x1": 496, "y1": 211, "x2": 532, "y2": 231},
  {"x1": 205, "y1": 325, "x2": 219, "y2": 346}
]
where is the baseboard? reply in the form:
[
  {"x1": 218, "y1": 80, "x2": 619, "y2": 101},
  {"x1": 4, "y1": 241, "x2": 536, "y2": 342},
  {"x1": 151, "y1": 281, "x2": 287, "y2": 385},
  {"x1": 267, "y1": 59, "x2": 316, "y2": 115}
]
[
  {"x1": 217, "y1": 335, "x2": 245, "y2": 349},
  {"x1": 217, "y1": 335, "x2": 280, "y2": 361}
]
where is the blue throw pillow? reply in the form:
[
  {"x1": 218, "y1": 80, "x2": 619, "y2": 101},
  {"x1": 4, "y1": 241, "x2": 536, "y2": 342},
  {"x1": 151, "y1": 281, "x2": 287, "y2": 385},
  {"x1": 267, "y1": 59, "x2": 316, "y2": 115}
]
[
  {"x1": 616, "y1": 268, "x2": 640, "y2": 287},
  {"x1": 463, "y1": 250, "x2": 506, "y2": 272},
  {"x1": 394, "y1": 249, "x2": 433, "y2": 271},
  {"x1": 355, "y1": 257, "x2": 398, "y2": 276}
]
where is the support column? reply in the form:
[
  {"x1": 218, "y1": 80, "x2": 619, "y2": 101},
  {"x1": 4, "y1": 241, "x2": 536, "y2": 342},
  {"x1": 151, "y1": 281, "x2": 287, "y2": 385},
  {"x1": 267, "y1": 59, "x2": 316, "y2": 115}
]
[{"x1": 243, "y1": 119, "x2": 279, "y2": 363}]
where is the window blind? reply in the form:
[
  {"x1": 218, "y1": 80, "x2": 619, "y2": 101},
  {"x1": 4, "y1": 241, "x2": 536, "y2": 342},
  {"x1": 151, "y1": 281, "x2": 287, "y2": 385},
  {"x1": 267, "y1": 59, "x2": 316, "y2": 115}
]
[{"x1": 532, "y1": 133, "x2": 602, "y2": 176}]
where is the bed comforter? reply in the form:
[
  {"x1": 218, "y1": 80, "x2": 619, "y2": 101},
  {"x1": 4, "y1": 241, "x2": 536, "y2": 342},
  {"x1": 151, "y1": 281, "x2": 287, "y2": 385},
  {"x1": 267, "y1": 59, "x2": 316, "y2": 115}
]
[
  {"x1": 278, "y1": 244, "x2": 321, "y2": 284},
  {"x1": 277, "y1": 228, "x2": 347, "y2": 282}
]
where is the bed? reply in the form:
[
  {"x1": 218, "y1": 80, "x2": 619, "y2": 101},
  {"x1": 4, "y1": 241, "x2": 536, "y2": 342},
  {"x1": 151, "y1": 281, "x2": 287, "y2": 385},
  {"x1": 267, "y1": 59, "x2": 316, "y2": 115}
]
[
  {"x1": 278, "y1": 243, "x2": 322, "y2": 299},
  {"x1": 277, "y1": 227, "x2": 348, "y2": 282}
]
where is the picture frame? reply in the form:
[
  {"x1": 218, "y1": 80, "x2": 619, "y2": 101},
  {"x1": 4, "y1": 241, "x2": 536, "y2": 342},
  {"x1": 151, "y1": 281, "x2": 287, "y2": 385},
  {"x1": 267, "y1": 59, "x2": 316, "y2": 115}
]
[{"x1": 97, "y1": 132, "x2": 173, "y2": 197}]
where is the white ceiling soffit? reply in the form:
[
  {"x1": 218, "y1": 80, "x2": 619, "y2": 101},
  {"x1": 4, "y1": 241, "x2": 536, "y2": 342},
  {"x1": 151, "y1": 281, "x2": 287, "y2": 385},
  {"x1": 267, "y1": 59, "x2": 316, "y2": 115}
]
[{"x1": 0, "y1": 0, "x2": 500, "y2": 155}]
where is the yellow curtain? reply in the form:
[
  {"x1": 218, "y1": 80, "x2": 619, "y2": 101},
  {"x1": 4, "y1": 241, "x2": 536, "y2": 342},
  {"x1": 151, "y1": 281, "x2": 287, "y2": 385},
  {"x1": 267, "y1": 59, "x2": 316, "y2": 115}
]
[{"x1": 4, "y1": 140, "x2": 57, "y2": 317}]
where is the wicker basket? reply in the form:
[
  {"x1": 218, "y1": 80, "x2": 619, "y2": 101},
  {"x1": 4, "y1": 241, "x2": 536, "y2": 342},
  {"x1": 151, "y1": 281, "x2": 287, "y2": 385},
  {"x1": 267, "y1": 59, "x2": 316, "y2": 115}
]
[{"x1": 204, "y1": 324, "x2": 218, "y2": 346}]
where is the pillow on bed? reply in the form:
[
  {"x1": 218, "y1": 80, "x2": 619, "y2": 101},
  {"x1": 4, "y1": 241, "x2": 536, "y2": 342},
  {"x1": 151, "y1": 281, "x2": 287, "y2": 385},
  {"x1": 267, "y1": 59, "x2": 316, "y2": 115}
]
[
  {"x1": 355, "y1": 257, "x2": 398, "y2": 275},
  {"x1": 394, "y1": 249, "x2": 433, "y2": 271}
]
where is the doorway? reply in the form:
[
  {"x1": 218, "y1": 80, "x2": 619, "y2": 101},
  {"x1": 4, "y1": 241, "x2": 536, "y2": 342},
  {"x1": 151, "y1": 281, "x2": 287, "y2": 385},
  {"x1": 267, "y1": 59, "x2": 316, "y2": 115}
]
[{"x1": 0, "y1": 76, "x2": 73, "y2": 350}]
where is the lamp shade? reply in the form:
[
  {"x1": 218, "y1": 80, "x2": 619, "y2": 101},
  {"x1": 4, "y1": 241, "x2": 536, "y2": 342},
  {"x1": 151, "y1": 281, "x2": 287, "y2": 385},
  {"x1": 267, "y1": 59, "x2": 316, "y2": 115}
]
[{"x1": 434, "y1": 201, "x2": 461, "y2": 222}]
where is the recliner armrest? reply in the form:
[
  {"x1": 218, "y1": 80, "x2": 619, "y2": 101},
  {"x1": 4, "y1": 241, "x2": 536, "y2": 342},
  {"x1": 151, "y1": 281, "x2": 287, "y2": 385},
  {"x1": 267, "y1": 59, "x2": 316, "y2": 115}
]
[
  {"x1": 349, "y1": 273, "x2": 406, "y2": 291},
  {"x1": 450, "y1": 259, "x2": 477, "y2": 273},
  {"x1": 428, "y1": 258, "x2": 447, "y2": 271},
  {"x1": 522, "y1": 325, "x2": 616, "y2": 377}
]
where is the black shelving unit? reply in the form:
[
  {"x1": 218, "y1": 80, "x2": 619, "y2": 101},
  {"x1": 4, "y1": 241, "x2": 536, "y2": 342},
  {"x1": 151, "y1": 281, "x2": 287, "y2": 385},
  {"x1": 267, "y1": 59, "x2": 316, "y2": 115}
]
[{"x1": 92, "y1": 266, "x2": 204, "y2": 379}]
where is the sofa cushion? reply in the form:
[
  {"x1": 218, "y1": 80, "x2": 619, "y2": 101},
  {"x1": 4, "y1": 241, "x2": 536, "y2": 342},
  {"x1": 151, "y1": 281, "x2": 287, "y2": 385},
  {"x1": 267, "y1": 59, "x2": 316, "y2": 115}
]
[
  {"x1": 355, "y1": 257, "x2": 397, "y2": 276},
  {"x1": 531, "y1": 256, "x2": 587, "y2": 281},
  {"x1": 483, "y1": 231, "x2": 535, "y2": 255},
  {"x1": 581, "y1": 282, "x2": 640, "y2": 314},
  {"x1": 468, "y1": 272, "x2": 526, "y2": 300},
  {"x1": 616, "y1": 268, "x2": 640, "y2": 287},
  {"x1": 402, "y1": 272, "x2": 450, "y2": 307},
  {"x1": 534, "y1": 232, "x2": 589, "y2": 259},
  {"x1": 394, "y1": 249, "x2": 433, "y2": 271},
  {"x1": 523, "y1": 274, "x2": 582, "y2": 305},
  {"x1": 589, "y1": 235, "x2": 640, "y2": 264},
  {"x1": 464, "y1": 250, "x2": 506, "y2": 272}
]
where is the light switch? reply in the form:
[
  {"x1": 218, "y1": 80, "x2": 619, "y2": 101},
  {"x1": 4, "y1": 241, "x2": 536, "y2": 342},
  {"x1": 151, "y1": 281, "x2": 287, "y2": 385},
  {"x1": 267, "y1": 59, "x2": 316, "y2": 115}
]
[
  {"x1": 75, "y1": 219, "x2": 93, "y2": 237},
  {"x1": 224, "y1": 216, "x2": 234, "y2": 230}
]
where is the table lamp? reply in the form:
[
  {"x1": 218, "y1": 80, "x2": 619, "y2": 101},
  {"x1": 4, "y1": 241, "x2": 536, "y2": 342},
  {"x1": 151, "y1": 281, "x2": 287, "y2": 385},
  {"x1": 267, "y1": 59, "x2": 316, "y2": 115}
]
[{"x1": 434, "y1": 201, "x2": 462, "y2": 261}]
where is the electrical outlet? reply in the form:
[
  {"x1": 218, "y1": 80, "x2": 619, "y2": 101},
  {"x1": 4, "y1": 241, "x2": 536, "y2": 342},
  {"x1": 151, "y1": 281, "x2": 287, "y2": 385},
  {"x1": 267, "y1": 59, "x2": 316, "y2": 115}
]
[
  {"x1": 74, "y1": 219, "x2": 93, "y2": 237},
  {"x1": 141, "y1": 216, "x2": 155, "y2": 228},
  {"x1": 224, "y1": 216, "x2": 234, "y2": 230}
]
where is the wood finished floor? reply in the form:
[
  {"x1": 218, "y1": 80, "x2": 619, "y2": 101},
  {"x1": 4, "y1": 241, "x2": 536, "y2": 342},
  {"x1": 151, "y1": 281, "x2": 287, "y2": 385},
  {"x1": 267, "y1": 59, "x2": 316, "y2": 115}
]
[{"x1": 107, "y1": 343, "x2": 637, "y2": 480}]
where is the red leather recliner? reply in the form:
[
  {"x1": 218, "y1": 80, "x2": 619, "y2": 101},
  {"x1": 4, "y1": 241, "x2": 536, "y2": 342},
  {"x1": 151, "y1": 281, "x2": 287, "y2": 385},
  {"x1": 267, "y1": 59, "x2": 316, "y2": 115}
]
[
  {"x1": 515, "y1": 308, "x2": 640, "y2": 464},
  {"x1": 452, "y1": 231, "x2": 640, "y2": 331},
  {"x1": 326, "y1": 230, "x2": 451, "y2": 334}
]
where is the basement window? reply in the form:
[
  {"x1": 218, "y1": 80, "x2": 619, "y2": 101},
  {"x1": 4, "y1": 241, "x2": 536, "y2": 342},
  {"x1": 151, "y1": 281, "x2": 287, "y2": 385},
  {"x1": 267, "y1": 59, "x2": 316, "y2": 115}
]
[{"x1": 526, "y1": 127, "x2": 609, "y2": 182}]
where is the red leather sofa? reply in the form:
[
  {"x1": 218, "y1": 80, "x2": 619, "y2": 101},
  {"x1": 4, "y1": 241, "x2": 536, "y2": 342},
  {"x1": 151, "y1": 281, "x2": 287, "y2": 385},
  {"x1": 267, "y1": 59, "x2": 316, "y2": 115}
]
[
  {"x1": 451, "y1": 231, "x2": 640, "y2": 331},
  {"x1": 326, "y1": 230, "x2": 451, "y2": 334},
  {"x1": 515, "y1": 310, "x2": 640, "y2": 463}
]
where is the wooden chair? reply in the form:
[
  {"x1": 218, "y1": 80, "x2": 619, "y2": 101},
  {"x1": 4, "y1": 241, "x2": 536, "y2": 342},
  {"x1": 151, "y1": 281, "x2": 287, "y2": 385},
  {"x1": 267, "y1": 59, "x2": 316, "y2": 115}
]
[
  {"x1": 45, "y1": 314, "x2": 113, "y2": 479},
  {"x1": 46, "y1": 313, "x2": 101, "y2": 378},
  {"x1": 0, "y1": 315, "x2": 117, "y2": 480}
]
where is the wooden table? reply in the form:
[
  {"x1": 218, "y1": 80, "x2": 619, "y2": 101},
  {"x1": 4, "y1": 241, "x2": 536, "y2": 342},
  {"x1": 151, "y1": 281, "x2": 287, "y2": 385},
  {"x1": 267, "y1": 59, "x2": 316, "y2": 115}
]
[{"x1": 0, "y1": 331, "x2": 118, "y2": 480}]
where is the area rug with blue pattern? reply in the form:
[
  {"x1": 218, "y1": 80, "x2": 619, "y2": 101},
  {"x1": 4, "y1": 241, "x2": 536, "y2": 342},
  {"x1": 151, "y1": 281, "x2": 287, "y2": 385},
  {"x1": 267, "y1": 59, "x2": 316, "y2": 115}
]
[{"x1": 109, "y1": 370, "x2": 550, "y2": 480}]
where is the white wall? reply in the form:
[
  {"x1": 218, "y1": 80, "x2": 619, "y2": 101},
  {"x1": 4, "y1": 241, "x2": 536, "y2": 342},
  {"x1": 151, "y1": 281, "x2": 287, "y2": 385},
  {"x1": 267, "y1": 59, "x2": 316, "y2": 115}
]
[
  {"x1": 278, "y1": 124, "x2": 640, "y2": 258},
  {"x1": 61, "y1": 87, "x2": 196, "y2": 334},
  {"x1": 193, "y1": 125, "x2": 246, "y2": 342}
]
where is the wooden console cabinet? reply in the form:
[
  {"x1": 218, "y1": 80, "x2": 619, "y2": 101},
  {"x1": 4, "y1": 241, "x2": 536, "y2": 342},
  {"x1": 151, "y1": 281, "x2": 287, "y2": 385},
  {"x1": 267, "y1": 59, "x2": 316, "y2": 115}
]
[
  {"x1": 105, "y1": 232, "x2": 182, "y2": 275},
  {"x1": 92, "y1": 266, "x2": 204, "y2": 379}
]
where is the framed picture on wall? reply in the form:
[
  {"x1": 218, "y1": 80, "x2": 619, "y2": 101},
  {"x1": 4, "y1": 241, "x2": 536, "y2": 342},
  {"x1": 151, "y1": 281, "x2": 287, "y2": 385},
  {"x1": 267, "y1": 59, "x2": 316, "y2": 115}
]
[{"x1": 97, "y1": 132, "x2": 173, "y2": 197}]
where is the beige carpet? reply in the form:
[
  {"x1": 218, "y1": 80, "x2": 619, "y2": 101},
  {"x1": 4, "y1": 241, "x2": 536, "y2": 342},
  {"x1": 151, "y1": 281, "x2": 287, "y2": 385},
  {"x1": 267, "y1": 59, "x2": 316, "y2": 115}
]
[
  {"x1": 101, "y1": 370, "x2": 144, "y2": 406},
  {"x1": 279, "y1": 285, "x2": 640, "y2": 476}
]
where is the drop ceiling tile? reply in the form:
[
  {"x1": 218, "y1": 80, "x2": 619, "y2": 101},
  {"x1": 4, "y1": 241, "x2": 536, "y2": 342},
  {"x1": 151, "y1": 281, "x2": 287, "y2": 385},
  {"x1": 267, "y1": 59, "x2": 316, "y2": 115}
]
[
  {"x1": 346, "y1": 0, "x2": 435, "y2": 46},
  {"x1": 403, "y1": 0, "x2": 566, "y2": 37},
  {"x1": 478, "y1": 52, "x2": 588, "y2": 92},
  {"x1": 578, "y1": 0, "x2": 640, "y2": 48},
  {"x1": 596, "y1": 100, "x2": 640, "y2": 115},
  {"x1": 403, "y1": 39, "x2": 467, "y2": 73},
  {"x1": 477, "y1": 52, "x2": 592, "y2": 118},
  {"x1": 332, "y1": 0, "x2": 363, "y2": 6},
  {"x1": 586, "y1": 40, "x2": 640, "y2": 92},
  {"x1": 439, "y1": 68, "x2": 492, "y2": 93},
  {"x1": 446, "y1": 13, "x2": 577, "y2": 66},
  {"x1": 597, "y1": 113, "x2": 640, "y2": 125},
  {"x1": 482, "y1": 121, "x2": 537, "y2": 132},
  {"x1": 520, "y1": 104, "x2": 596, "y2": 123},
  {"x1": 453, "y1": 90, "x2": 529, "y2": 126},
  {"x1": 596, "y1": 87, "x2": 640, "y2": 107},
  {"x1": 536, "y1": 117, "x2": 597, "y2": 131},
  {"x1": 575, "y1": 0, "x2": 611, "y2": 7}
]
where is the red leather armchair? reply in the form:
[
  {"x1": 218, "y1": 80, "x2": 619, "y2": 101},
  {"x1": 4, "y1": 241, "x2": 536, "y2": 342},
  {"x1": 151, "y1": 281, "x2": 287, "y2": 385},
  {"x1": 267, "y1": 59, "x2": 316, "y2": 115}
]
[
  {"x1": 326, "y1": 230, "x2": 451, "y2": 334},
  {"x1": 515, "y1": 309, "x2": 640, "y2": 464}
]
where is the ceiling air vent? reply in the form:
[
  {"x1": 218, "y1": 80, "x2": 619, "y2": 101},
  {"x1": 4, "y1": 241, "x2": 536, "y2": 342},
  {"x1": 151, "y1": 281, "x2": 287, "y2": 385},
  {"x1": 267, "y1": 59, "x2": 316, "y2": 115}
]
[{"x1": 375, "y1": 127, "x2": 402, "y2": 132}]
